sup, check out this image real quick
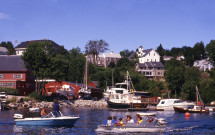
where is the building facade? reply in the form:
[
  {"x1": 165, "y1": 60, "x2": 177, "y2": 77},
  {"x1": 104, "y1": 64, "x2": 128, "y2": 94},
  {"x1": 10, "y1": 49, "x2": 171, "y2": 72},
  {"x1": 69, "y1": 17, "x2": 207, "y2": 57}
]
[
  {"x1": 15, "y1": 39, "x2": 61, "y2": 56},
  {"x1": 135, "y1": 46, "x2": 165, "y2": 79},
  {"x1": 193, "y1": 59, "x2": 214, "y2": 71},
  {"x1": 87, "y1": 51, "x2": 121, "y2": 67},
  {"x1": 0, "y1": 55, "x2": 34, "y2": 95}
]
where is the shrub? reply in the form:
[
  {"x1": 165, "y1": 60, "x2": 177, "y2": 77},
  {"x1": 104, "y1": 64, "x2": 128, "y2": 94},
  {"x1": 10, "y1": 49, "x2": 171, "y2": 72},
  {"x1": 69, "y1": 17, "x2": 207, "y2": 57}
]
[
  {"x1": 7, "y1": 97, "x2": 17, "y2": 103},
  {"x1": 0, "y1": 87, "x2": 19, "y2": 95},
  {"x1": 29, "y1": 91, "x2": 50, "y2": 101}
]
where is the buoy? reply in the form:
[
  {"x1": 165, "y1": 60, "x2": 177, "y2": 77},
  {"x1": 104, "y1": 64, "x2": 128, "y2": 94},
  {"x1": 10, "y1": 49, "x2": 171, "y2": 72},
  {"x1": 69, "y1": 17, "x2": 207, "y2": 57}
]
[{"x1": 185, "y1": 112, "x2": 190, "y2": 117}]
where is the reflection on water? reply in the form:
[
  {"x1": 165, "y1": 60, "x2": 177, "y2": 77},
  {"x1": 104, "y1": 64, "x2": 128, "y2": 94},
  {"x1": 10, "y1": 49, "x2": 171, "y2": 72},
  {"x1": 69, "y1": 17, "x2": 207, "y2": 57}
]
[{"x1": 0, "y1": 107, "x2": 215, "y2": 134}]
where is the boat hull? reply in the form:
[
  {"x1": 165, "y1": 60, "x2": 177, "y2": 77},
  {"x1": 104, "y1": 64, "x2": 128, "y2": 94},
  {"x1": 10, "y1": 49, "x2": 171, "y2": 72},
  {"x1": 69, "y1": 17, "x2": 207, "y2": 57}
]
[
  {"x1": 174, "y1": 106, "x2": 209, "y2": 113},
  {"x1": 15, "y1": 117, "x2": 79, "y2": 126},
  {"x1": 96, "y1": 125, "x2": 166, "y2": 133},
  {"x1": 107, "y1": 100, "x2": 148, "y2": 109}
]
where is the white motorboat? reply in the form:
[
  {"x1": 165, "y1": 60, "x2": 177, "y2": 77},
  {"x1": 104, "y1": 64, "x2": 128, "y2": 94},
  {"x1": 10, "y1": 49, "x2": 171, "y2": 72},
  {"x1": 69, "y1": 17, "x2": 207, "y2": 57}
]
[
  {"x1": 14, "y1": 111, "x2": 79, "y2": 126},
  {"x1": 96, "y1": 117, "x2": 166, "y2": 133},
  {"x1": 156, "y1": 99, "x2": 195, "y2": 111},
  {"x1": 107, "y1": 71, "x2": 150, "y2": 109},
  {"x1": 138, "y1": 112, "x2": 156, "y2": 116}
]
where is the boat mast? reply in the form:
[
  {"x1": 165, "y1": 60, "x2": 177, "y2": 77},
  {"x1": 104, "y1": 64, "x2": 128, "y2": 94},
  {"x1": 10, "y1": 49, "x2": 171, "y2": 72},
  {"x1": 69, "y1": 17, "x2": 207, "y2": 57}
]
[
  {"x1": 85, "y1": 56, "x2": 88, "y2": 89},
  {"x1": 127, "y1": 71, "x2": 129, "y2": 90},
  {"x1": 196, "y1": 86, "x2": 198, "y2": 104}
]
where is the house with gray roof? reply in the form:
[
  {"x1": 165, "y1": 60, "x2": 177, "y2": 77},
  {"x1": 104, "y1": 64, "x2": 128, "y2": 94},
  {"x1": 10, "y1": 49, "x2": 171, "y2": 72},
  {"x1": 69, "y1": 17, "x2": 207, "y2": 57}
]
[
  {"x1": 15, "y1": 39, "x2": 61, "y2": 56},
  {"x1": 135, "y1": 46, "x2": 165, "y2": 79},
  {"x1": 0, "y1": 55, "x2": 34, "y2": 95},
  {"x1": 87, "y1": 51, "x2": 121, "y2": 67},
  {"x1": 0, "y1": 47, "x2": 8, "y2": 55}
]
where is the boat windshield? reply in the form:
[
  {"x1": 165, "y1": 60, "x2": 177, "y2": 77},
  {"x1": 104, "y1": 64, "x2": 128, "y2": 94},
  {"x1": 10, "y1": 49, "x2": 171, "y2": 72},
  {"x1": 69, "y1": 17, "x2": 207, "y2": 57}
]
[
  {"x1": 115, "y1": 90, "x2": 123, "y2": 94},
  {"x1": 115, "y1": 84, "x2": 128, "y2": 89},
  {"x1": 174, "y1": 100, "x2": 182, "y2": 103}
]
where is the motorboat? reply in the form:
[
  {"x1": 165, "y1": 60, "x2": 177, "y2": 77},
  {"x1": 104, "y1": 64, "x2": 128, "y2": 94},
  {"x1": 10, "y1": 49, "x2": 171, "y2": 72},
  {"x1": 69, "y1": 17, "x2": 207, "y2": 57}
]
[
  {"x1": 156, "y1": 99, "x2": 195, "y2": 111},
  {"x1": 14, "y1": 111, "x2": 79, "y2": 126},
  {"x1": 96, "y1": 116, "x2": 167, "y2": 133},
  {"x1": 107, "y1": 71, "x2": 150, "y2": 109},
  {"x1": 174, "y1": 86, "x2": 209, "y2": 113},
  {"x1": 174, "y1": 106, "x2": 209, "y2": 113},
  {"x1": 137, "y1": 112, "x2": 156, "y2": 116}
]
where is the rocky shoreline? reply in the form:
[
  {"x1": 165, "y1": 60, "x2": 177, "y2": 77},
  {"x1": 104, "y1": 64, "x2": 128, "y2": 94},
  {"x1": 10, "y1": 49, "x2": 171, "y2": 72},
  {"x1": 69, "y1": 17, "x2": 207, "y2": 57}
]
[{"x1": 5, "y1": 100, "x2": 108, "y2": 110}]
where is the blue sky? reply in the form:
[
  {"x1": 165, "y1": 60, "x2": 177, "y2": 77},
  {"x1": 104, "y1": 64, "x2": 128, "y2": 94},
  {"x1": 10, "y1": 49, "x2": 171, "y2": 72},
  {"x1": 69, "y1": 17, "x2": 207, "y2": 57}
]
[{"x1": 0, "y1": 0, "x2": 215, "y2": 53}]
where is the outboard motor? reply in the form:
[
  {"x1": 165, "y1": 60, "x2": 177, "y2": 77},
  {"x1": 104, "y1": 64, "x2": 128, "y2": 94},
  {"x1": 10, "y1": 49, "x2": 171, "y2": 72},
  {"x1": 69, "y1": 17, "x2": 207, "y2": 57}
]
[
  {"x1": 14, "y1": 114, "x2": 24, "y2": 119},
  {"x1": 157, "y1": 118, "x2": 167, "y2": 125}
]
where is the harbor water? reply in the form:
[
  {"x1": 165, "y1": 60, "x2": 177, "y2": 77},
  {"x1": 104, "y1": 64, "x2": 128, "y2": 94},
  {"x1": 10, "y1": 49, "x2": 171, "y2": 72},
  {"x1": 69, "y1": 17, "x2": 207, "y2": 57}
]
[{"x1": 0, "y1": 107, "x2": 215, "y2": 135}]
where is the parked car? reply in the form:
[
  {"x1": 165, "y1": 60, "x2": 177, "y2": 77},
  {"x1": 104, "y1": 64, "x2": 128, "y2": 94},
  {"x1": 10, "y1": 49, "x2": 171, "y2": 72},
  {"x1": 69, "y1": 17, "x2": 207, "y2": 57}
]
[{"x1": 0, "y1": 92, "x2": 8, "y2": 99}]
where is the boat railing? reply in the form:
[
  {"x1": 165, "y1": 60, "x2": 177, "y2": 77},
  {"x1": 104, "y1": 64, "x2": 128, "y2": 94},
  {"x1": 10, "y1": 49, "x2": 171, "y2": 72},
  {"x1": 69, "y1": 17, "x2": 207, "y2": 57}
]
[{"x1": 46, "y1": 111, "x2": 79, "y2": 118}]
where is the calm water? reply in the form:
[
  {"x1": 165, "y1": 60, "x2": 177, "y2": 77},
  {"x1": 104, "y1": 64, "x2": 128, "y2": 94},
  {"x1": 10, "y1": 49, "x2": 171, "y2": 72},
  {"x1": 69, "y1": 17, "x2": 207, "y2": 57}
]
[{"x1": 0, "y1": 107, "x2": 215, "y2": 135}]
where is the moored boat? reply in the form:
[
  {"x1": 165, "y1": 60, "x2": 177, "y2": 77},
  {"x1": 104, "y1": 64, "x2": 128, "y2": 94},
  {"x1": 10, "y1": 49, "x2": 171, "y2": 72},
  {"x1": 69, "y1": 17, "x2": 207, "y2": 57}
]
[
  {"x1": 156, "y1": 99, "x2": 195, "y2": 111},
  {"x1": 174, "y1": 106, "x2": 209, "y2": 113},
  {"x1": 14, "y1": 111, "x2": 79, "y2": 126}
]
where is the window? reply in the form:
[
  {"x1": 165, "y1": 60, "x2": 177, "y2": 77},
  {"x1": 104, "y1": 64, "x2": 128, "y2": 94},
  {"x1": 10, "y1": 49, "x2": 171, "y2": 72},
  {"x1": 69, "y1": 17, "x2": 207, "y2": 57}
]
[
  {"x1": 13, "y1": 74, "x2": 22, "y2": 79},
  {"x1": 147, "y1": 59, "x2": 149, "y2": 62},
  {"x1": 0, "y1": 74, "x2": 4, "y2": 79},
  {"x1": 6, "y1": 82, "x2": 15, "y2": 87},
  {"x1": 154, "y1": 53, "x2": 155, "y2": 56},
  {"x1": 155, "y1": 59, "x2": 156, "y2": 62},
  {"x1": 0, "y1": 82, "x2": 5, "y2": 87},
  {"x1": 161, "y1": 101, "x2": 165, "y2": 104}
]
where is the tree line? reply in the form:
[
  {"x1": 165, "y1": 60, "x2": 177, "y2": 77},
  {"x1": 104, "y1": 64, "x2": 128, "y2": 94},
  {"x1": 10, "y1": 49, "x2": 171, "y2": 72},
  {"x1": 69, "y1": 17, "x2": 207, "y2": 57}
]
[{"x1": 1, "y1": 39, "x2": 215, "y2": 103}]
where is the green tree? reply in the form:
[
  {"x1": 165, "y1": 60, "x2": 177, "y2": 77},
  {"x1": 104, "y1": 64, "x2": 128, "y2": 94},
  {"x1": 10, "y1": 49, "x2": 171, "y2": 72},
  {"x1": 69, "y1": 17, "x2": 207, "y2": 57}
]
[
  {"x1": 85, "y1": 39, "x2": 109, "y2": 64},
  {"x1": 22, "y1": 42, "x2": 53, "y2": 93},
  {"x1": 205, "y1": 40, "x2": 215, "y2": 64},
  {"x1": 182, "y1": 46, "x2": 194, "y2": 66},
  {"x1": 181, "y1": 67, "x2": 200, "y2": 100},
  {"x1": 120, "y1": 49, "x2": 134, "y2": 58},
  {"x1": 0, "y1": 41, "x2": 15, "y2": 55},
  {"x1": 156, "y1": 44, "x2": 165, "y2": 57},
  {"x1": 165, "y1": 58, "x2": 185, "y2": 98},
  {"x1": 192, "y1": 41, "x2": 206, "y2": 60}
]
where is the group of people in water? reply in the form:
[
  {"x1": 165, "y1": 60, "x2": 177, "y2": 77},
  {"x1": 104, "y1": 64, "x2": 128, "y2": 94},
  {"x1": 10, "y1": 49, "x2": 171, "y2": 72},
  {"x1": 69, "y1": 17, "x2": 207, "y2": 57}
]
[{"x1": 105, "y1": 114, "x2": 144, "y2": 126}]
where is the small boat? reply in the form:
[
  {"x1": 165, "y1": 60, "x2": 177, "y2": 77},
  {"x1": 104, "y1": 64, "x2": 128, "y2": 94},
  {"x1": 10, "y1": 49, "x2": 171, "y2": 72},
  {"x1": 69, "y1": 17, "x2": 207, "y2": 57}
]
[
  {"x1": 174, "y1": 86, "x2": 209, "y2": 113},
  {"x1": 174, "y1": 106, "x2": 209, "y2": 113},
  {"x1": 14, "y1": 111, "x2": 79, "y2": 126},
  {"x1": 156, "y1": 99, "x2": 195, "y2": 111},
  {"x1": 96, "y1": 117, "x2": 166, "y2": 133},
  {"x1": 29, "y1": 107, "x2": 40, "y2": 112},
  {"x1": 138, "y1": 112, "x2": 156, "y2": 116}
]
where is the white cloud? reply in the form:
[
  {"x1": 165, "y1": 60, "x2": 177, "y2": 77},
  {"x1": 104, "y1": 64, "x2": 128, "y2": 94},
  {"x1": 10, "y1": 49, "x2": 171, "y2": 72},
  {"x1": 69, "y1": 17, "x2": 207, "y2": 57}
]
[{"x1": 0, "y1": 12, "x2": 10, "y2": 19}]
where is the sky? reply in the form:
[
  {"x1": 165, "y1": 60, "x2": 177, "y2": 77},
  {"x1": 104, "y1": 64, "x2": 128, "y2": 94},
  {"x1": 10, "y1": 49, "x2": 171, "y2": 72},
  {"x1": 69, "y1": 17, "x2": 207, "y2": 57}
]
[{"x1": 0, "y1": 0, "x2": 215, "y2": 53}]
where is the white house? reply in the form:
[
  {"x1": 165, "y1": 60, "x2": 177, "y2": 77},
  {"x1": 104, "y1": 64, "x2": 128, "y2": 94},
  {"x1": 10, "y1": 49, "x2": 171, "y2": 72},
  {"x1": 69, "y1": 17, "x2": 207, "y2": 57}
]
[
  {"x1": 136, "y1": 46, "x2": 160, "y2": 63},
  {"x1": 193, "y1": 59, "x2": 214, "y2": 71},
  {"x1": 135, "y1": 46, "x2": 164, "y2": 79},
  {"x1": 87, "y1": 51, "x2": 121, "y2": 67}
]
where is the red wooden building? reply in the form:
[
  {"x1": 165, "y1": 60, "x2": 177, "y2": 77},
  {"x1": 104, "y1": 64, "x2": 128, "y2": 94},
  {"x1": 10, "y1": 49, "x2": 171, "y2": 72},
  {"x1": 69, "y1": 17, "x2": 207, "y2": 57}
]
[
  {"x1": 0, "y1": 55, "x2": 35, "y2": 95},
  {"x1": 43, "y1": 81, "x2": 103, "y2": 99}
]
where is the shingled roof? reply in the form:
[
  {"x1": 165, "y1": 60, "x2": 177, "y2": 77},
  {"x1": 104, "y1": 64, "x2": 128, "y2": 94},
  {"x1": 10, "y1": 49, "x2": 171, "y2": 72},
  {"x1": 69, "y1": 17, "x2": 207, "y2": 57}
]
[
  {"x1": 137, "y1": 62, "x2": 164, "y2": 68},
  {"x1": 0, "y1": 55, "x2": 27, "y2": 72},
  {"x1": 15, "y1": 39, "x2": 61, "y2": 49}
]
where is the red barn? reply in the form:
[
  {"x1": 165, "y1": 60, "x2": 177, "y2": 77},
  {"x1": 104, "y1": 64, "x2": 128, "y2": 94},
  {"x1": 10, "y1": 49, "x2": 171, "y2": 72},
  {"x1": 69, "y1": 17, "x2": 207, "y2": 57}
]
[
  {"x1": 43, "y1": 81, "x2": 80, "y2": 96},
  {"x1": 0, "y1": 55, "x2": 35, "y2": 95}
]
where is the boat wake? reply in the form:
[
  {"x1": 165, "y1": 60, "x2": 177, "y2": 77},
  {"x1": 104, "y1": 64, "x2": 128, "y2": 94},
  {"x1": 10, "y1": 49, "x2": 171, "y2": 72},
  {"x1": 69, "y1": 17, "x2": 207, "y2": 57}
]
[{"x1": 166, "y1": 126, "x2": 198, "y2": 132}]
